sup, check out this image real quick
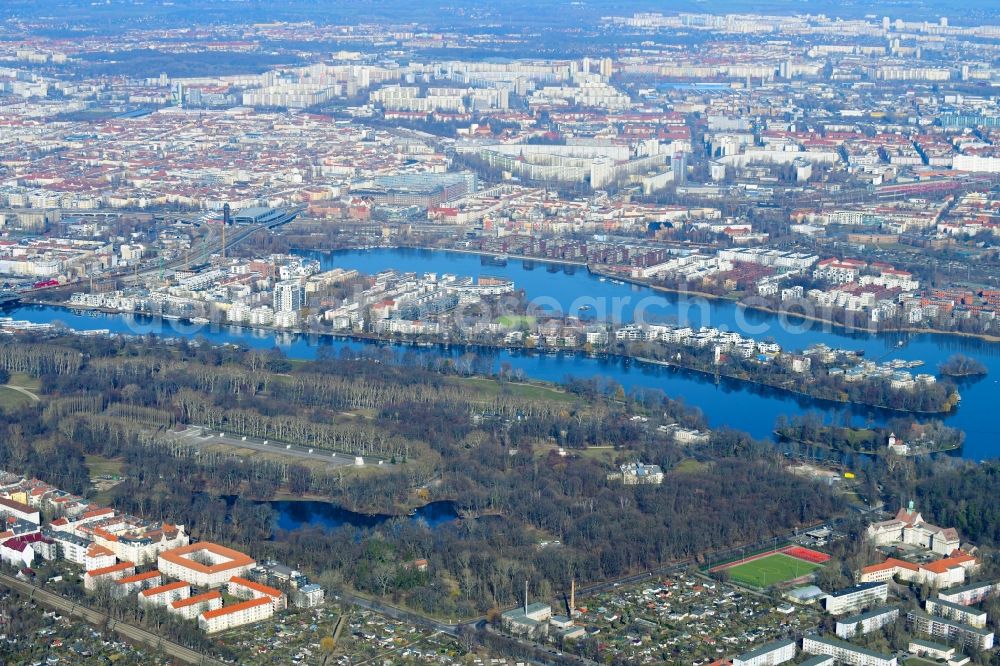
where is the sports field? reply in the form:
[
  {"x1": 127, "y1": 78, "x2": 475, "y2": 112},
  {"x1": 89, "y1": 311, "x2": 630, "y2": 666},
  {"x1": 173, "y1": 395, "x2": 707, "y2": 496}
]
[{"x1": 723, "y1": 552, "x2": 822, "y2": 587}]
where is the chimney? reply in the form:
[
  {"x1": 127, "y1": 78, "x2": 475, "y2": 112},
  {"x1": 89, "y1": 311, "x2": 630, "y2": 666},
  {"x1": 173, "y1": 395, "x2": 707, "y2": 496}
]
[
  {"x1": 524, "y1": 579, "x2": 528, "y2": 615},
  {"x1": 570, "y1": 578, "x2": 576, "y2": 616}
]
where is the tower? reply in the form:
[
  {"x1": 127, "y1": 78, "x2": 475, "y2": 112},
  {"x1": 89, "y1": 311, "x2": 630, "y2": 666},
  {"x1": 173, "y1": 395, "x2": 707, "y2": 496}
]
[
  {"x1": 524, "y1": 579, "x2": 529, "y2": 615},
  {"x1": 222, "y1": 203, "x2": 230, "y2": 259}
]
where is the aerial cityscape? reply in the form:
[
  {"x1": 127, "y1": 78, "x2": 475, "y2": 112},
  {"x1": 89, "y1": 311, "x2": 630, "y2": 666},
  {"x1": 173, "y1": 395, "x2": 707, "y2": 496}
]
[{"x1": 2, "y1": 0, "x2": 1000, "y2": 664}]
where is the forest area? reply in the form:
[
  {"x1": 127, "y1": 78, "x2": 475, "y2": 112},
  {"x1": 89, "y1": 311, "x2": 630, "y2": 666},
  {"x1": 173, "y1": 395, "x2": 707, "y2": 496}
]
[{"x1": 0, "y1": 333, "x2": 847, "y2": 619}]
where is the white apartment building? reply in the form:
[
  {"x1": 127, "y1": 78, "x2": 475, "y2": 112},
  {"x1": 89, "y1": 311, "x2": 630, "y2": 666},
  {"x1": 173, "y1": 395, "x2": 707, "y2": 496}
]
[
  {"x1": 113, "y1": 570, "x2": 162, "y2": 597},
  {"x1": 84, "y1": 561, "x2": 135, "y2": 591},
  {"x1": 733, "y1": 638, "x2": 796, "y2": 666},
  {"x1": 139, "y1": 581, "x2": 191, "y2": 607},
  {"x1": 273, "y1": 280, "x2": 304, "y2": 313},
  {"x1": 926, "y1": 597, "x2": 987, "y2": 628},
  {"x1": 835, "y1": 606, "x2": 899, "y2": 638},
  {"x1": 169, "y1": 590, "x2": 222, "y2": 621},
  {"x1": 227, "y1": 576, "x2": 287, "y2": 611},
  {"x1": 93, "y1": 522, "x2": 189, "y2": 566},
  {"x1": 907, "y1": 611, "x2": 995, "y2": 651},
  {"x1": 0, "y1": 497, "x2": 40, "y2": 524},
  {"x1": 939, "y1": 580, "x2": 1000, "y2": 606},
  {"x1": 824, "y1": 582, "x2": 888, "y2": 615},
  {"x1": 802, "y1": 635, "x2": 897, "y2": 666},
  {"x1": 198, "y1": 596, "x2": 275, "y2": 633}
]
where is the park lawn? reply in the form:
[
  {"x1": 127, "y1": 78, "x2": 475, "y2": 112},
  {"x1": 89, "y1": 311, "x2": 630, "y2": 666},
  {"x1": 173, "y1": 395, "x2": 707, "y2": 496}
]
[
  {"x1": 7, "y1": 373, "x2": 41, "y2": 391},
  {"x1": 0, "y1": 386, "x2": 32, "y2": 410},
  {"x1": 454, "y1": 376, "x2": 577, "y2": 403},
  {"x1": 724, "y1": 553, "x2": 821, "y2": 588},
  {"x1": 84, "y1": 454, "x2": 124, "y2": 478},
  {"x1": 498, "y1": 314, "x2": 536, "y2": 328},
  {"x1": 671, "y1": 458, "x2": 710, "y2": 474}
]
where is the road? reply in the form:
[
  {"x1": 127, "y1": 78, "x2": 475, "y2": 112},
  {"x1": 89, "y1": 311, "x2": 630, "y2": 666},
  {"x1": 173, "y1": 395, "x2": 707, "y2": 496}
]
[
  {"x1": 169, "y1": 425, "x2": 374, "y2": 468},
  {"x1": 338, "y1": 591, "x2": 466, "y2": 637},
  {"x1": 0, "y1": 572, "x2": 227, "y2": 666}
]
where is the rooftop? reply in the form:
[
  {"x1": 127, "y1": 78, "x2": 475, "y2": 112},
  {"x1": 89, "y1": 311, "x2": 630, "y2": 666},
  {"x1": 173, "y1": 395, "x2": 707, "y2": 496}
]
[
  {"x1": 200, "y1": 595, "x2": 272, "y2": 620},
  {"x1": 735, "y1": 637, "x2": 795, "y2": 661},
  {"x1": 158, "y1": 541, "x2": 254, "y2": 575},
  {"x1": 229, "y1": 576, "x2": 282, "y2": 599},
  {"x1": 171, "y1": 590, "x2": 221, "y2": 609},
  {"x1": 141, "y1": 581, "x2": 190, "y2": 597},
  {"x1": 86, "y1": 561, "x2": 135, "y2": 577}
]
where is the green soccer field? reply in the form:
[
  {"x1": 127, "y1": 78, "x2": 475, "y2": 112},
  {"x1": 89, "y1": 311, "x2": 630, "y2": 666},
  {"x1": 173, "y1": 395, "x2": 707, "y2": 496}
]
[{"x1": 724, "y1": 553, "x2": 821, "y2": 587}]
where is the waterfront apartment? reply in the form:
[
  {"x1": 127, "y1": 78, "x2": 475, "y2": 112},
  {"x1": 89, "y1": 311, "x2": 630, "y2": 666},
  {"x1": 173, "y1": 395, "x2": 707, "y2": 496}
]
[
  {"x1": 732, "y1": 637, "x2": 796, "y2": 666},
  {"x1": 801, "y1": 634, "x2": 897, "y2": 666},
  {"x1": 157, "y1": 542, "x2": 255, "y2": 588}
]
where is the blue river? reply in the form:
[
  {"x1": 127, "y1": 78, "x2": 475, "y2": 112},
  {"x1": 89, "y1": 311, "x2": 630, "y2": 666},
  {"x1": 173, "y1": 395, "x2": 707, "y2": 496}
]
[{"x1": 8, "y1": 248, "x2": 1000, "y2": 460}]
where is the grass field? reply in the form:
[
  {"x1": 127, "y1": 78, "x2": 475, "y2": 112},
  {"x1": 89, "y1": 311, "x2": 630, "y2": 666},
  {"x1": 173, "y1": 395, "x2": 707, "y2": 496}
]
[
  {"x1": 724, "y1": 553, "x2": 821, "y2": 587},
  {"x1": 498, "y1": 315, "x2": 536, "y2": 328},
  {"x1": 84, "y1": 454, "x2": 124, "y2": 479},
  {"x1": 455, "y1": 376, "x2": 576, "y2": 403},
  {"x1": 672, "y1": 458, "x2": 710, "y2": 474},
  {"x1": 0, "y1": 386, "x2": 32, "y2": 410}
]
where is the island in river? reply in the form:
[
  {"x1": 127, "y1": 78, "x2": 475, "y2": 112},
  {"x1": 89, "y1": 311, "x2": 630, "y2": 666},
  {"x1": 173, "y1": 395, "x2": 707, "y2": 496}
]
[{"x1": 45, "y1": 259, "x2": 963, "y2": 414}]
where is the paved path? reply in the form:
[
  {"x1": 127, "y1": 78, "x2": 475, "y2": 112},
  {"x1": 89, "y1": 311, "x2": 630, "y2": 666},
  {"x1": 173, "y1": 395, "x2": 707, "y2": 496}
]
[
  {"x1": 3, "y1": 384, "x2": 39, "y2": 402},
  {"x1": 170, "y1": 425, "x2": 375, "y2": 468}
]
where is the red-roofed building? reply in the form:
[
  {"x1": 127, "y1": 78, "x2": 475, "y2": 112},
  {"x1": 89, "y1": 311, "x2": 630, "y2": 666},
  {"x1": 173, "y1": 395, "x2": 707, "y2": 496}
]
[
  {"x1": 158, "y1": 542, "x2": 255, "y2": 588},
  {"x1": 198, "y1": 596, "x2": 274, "y2": 633},
  {"x1": 0, "y1": 532, "x2": 54, "y2": 568},
  {"x1": 84, "y1": 561, "x2": 135, "y2": 591},
  {"x1": 0, "y1": 497, "x2": 40, "y2": 524},
  {"x1": 169, "y1": 590, "x2": 222, "y2": 621},
  {"x1": 866, "y1": 503, "x2": 961, "y2": 556},
  {"x1": 227, "y1": 576, "x2": 286, "y2": 611},
  {"x1": 860, "y1": 552, "x2": 977, "y2": 588},
  {"x1": 114, "y1": 570, "x2": 162, "y2": 597},
  {"x1": 139, "y1": 580, "x2": 190, "y2": 607}
]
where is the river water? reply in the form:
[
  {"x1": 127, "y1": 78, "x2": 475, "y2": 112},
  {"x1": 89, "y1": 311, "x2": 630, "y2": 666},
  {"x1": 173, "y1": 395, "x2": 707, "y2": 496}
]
[{"x1": 8, "y1": 247, "x2": 1000, "y2": 459}]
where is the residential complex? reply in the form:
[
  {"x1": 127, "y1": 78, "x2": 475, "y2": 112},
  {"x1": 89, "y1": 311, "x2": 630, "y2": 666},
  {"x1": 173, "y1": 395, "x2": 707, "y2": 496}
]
[{"x1": 157, "y1": 542, "x2": 256, "y2": 588}]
